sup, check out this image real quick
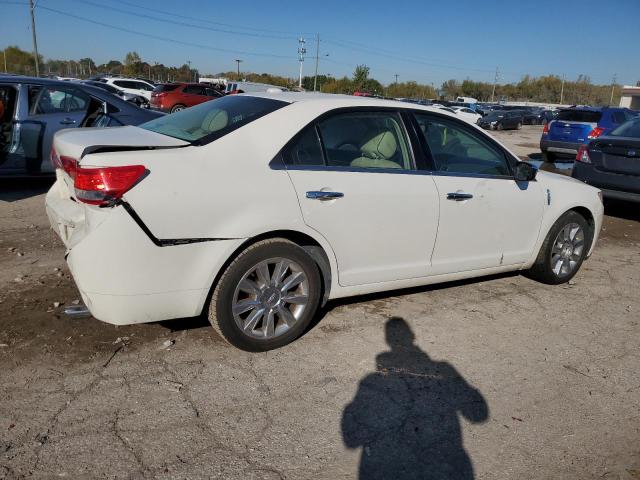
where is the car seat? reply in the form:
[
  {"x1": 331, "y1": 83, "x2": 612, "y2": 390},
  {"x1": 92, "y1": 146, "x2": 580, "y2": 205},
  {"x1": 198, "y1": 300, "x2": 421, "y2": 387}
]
[{"x1": 350, "y1": 131, "x2": 402, "y2": 169}]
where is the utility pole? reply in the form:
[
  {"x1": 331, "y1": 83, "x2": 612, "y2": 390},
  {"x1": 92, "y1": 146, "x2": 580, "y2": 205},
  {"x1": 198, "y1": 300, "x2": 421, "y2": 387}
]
[
  {"x1": 394, "y1": 74, "x2": 399, "y2": 84},
  {"x1": 560, "y1": 73, "x2": 565, "y2": 104},
  {"x1": 29, "y1": 0, "x2": 40, "y2": 77},
  {"x1": 490, "y1": 66, "x2": 499, "y2": 103},
  {"x1": 313, "y1": 34, "x2": 320, "y2": 92},
  {"x1": 186, "y1": 60, "x2": 191, "y2": 82},
  {"x1": 2, "y1": 49, "x2": 6, "y2": 73},
  {"x1": 234, "y1": 59, "x2": 242, "y2": 79},
  {"x1": 610, "y1": 73, "x2": 617, "y2": 106},
  {"x1": 297, "y1": 37, "x2": 306, "y2": 89}
]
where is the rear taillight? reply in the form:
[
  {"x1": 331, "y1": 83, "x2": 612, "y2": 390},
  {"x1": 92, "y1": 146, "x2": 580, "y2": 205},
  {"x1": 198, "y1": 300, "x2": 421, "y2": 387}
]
[
  {"x1": 74, "y1": 165, "x2": 147, "y2": 206},
  {"x1": 576, "y1": 145, "x2": 591, "y2": 164},
  {"x1": 50, "y1": 146, "x2": 61, "y2": 169},
  {"x1": 61, "y1": 156, "x2": 78, "y2": 180},
  {"x1": 51, "y1": 147, "x2": 78, "y2": 179},
  {"x1": 587, "y1": 127, "x2": 604, "y2": 139},
  {"x1": 542, "y1": 123, "x2": 549, "y2": 135}
]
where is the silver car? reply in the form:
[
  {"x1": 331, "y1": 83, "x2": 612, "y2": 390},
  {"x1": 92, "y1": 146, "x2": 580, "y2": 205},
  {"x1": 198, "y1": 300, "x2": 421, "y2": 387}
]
[{"x1": 0, "y1": 75, "x2": 162, "y2": 176}]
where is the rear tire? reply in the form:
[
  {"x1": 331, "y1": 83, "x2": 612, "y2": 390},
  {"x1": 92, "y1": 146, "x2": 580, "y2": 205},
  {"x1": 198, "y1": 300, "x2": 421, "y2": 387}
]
[
  {"x1": 208, "y1": 239, "x2": 322, "y2": 351},
  {"x1": 543, "y1": 152, "x2": 556, "y2": 163},
  {"x1": 496, "y1": 122, "x2": 503, "y2": 131},
  {"x1": 170, "y1": 104, "x2": 186, "y2": 113},
  {"x1": 525, "y1": 211, "x2": 591, "y2": 285},
  {"x1": 516, "y1": 122, "x2": 522, "y2": 130}
]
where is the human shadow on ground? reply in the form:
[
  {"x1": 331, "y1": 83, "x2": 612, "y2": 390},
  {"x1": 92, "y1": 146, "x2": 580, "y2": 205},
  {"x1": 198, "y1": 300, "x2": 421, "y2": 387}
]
[{"x1": 342, "y1": 317, "x2": 489, "y2": 480}]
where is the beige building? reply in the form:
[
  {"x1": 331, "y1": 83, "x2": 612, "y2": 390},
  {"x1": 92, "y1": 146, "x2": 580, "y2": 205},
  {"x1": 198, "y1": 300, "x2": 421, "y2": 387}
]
[{"x1": 619, "y1": 85, "x2": 640, "y2": 109}]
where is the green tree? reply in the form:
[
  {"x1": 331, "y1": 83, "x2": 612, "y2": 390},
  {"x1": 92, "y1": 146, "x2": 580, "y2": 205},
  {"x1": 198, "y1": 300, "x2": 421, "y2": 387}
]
[
  {"x1": 123, "y1": 51, "x2": 142, "y2": 77},
  {"x1": 352, "y1": 64, "x2": 371, "y2": 92}
]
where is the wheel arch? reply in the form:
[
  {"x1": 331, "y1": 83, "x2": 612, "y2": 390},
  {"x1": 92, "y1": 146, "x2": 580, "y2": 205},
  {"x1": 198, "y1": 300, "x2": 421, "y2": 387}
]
[{"x1": 200, "y1": 229, "x2": 336, "y2": 317}]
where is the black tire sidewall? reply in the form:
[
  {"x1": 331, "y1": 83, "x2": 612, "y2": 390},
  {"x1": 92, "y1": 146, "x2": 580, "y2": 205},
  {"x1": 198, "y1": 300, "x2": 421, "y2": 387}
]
[
  {"x1": 171, "y1": 104, "x2": 185, "y2": 113},
  {"x1": 212, "y1": 241, "x2": 321, "y2": 351}
]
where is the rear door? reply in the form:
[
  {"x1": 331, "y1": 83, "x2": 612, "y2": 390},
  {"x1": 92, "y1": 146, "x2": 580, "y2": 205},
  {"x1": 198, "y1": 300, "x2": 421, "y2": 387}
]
[
  {"x1": 412, "y1": 112, "x2": 543, "y2": 273},
  {"x1": 181, "y1": 85, "x2": 209, "y2": 107},
  {"x1": 21, "y1": 84, "x2": 90, "y2": 174},
  {"x1": 283, "y1": 109, "x2": 440, "y2": 287},
  {"x1": 549, "y1": 110, "x2": 601, "y2": 143}
]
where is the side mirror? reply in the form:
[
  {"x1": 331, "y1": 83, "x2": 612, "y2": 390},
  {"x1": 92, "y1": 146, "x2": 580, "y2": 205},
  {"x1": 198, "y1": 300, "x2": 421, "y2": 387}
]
[{"x1": 514, "y1": 161, "x2": 537, "y2": 182}]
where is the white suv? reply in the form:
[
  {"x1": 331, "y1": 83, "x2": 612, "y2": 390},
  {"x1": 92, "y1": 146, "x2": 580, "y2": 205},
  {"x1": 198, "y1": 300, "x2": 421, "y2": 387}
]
[{"x1": 102, "y1": 77, "x2": 155, "y2": 100}]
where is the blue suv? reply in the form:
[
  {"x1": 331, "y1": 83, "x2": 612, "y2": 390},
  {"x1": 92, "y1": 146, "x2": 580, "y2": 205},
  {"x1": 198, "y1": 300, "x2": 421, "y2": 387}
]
[{"x1": 540, "y1": 107, "x2": 637, "y2": 162}]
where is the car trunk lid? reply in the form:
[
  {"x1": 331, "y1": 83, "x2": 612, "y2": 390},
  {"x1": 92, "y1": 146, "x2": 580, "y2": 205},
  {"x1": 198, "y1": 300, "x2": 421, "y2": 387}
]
[{"x1": 591, "y1": 137, "x2": 640, "y2": 176}]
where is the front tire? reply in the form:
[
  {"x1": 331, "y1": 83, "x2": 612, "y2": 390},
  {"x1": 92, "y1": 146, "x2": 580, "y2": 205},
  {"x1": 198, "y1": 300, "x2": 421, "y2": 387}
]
[
  {"x1": 516, "y1": 121, "x2": 522, "y2": 130},
  {"x1": 170, "y1": 104, "x2": 186, "y2": 113},
  {"x1": 496, "y1": 122, "x2": 503, "y2": 131},
  {"x1": 525, "y1": 211, "x2": 591, "y2": 285},
  {"x1": 208, "y1": 239, "x2": 322, "y2": 351}
]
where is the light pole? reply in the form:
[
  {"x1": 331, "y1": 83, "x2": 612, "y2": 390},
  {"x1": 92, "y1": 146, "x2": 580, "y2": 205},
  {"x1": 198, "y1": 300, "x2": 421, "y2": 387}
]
[
  {"x1": 234, "y1": 59, "x2": 242, "y2": 79},
  {"x1": 298, "y1": 37, "x2": 306, "y2": 89},
  {"x1": 610, "y1": 73, "x2": 617, "y2": 106},
  {"x1": 29, "y1": 0, "x2": 40, "y2": 77}
]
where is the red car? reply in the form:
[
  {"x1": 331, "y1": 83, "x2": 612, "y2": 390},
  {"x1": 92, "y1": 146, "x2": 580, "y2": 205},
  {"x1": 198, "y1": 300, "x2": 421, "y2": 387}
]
[{"x1": 150, "y1": 83, "x2": 223, "y2": 113}]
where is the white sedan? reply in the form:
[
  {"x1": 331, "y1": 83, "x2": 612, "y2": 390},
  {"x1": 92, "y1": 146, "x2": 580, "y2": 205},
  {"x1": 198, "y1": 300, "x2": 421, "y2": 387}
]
[
  {"x1": 442, "y1": 105, "x2": 483, "y2": 124},
  {"x1": 46, "y1": 93, "x2": 603, "y2": 351}
]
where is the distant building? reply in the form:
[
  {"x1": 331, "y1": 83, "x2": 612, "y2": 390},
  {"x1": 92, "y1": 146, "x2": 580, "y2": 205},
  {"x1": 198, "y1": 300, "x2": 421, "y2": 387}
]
[{"x1": 619, "y1": 85, "x2": 640, "y2": 110}]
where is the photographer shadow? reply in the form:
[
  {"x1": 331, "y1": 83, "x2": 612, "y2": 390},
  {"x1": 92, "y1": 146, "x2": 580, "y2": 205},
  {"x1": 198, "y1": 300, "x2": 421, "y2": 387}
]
[{"x1": 342, "y1": 317, "x2": 488, "y2": 479}]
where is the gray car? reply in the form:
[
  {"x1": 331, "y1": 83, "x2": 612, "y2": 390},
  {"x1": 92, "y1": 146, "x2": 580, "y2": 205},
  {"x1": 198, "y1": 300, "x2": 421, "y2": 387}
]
[{"x1": 0, "y1": 75, "x2": 163, "y2": 176}]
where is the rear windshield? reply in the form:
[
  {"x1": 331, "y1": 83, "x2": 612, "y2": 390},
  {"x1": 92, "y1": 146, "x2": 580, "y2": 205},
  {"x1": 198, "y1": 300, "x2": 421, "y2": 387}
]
[
  {"x1": 610, "y1": 117, "x2": 640, "y2": 138},
  {"x1": 556, "y1": 110, "x2": 602, "y2": 123},
  {"x1": 140, "y1": 95, "x2": 288, "y2": 143},
  {"x1": 154, "y1": 84, "x2": 179, "y2": 93}
]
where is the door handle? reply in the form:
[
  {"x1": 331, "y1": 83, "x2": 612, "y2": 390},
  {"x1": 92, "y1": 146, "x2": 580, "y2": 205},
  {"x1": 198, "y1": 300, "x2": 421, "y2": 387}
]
[
  {"x1": 60, "y1": 118, "x2": 76, "y2": 125},
  {"x1": 446, "y1": 192, "x2": 473, "y2": 201},
  {"x1": 306, "y1": 191, "x2": 344, "y2": 200}
]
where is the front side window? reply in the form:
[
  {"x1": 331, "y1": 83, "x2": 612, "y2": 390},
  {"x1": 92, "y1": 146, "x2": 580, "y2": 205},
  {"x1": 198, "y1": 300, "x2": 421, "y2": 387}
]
[
  {"x1": 414, "y1": 113, "x2": 511, "y2": 176},
  {"x1": 140, "y1": 95, "x2": 287, "y2": 143}
]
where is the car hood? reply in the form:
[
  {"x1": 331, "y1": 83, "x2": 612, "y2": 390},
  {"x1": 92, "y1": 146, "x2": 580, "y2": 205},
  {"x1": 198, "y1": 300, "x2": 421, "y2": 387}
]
[{"x1": 54, "y1": 125, "x2": 189, "y2": 160}]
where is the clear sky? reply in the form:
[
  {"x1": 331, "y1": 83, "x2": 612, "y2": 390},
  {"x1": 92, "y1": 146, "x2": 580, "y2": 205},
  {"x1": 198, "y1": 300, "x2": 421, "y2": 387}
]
[{"x1": 2, "y1": 0, "x2": 639, "y2": 86}]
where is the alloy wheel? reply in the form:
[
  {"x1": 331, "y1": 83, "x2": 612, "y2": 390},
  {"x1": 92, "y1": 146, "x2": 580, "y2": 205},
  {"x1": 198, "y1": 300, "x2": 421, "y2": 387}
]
[
  {"x1": 550, "y1": 223, "x2": 585, "y2": 278},
  {"x1": 231, "y1": 257, "x2": 309, "y2": 340}
]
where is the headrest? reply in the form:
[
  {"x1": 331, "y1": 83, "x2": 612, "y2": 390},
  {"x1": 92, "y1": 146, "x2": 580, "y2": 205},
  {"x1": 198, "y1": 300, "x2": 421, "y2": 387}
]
[
  {"x1": 201, "y1": 109, "x2": 229, "y2": 133},
  {"x1": 360, "y1": 131, "x2": 397, "y2": 160}
]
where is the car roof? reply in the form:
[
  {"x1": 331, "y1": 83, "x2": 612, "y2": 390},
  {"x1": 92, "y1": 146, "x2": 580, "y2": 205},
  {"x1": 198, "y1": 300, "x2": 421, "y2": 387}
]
[
  {"x1": 238, "y1": 91, "x2": 461, "y2": 117},
  {"x1": 0, "y1": 75, "x2": 87, "y2": 87}
]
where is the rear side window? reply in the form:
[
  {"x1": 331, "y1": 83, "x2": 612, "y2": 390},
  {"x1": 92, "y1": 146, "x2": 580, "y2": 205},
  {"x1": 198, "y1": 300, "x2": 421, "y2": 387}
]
[
  {"x1": 556, "y1": 110, "x2": 602, "y2": 122},
  {"x1": 153, "y1": 84, "x2": 179, "y2": 93},
  {"x1": 610, "y1": 117, "x2": 640, "y2": 138},
  {"x1": 183, "y1": 85, "x2": 206, "y2": 95},
  {"x1": 283, "y1": 111, "x2": 413, "y2": 170},
  {"x1": 140, "y1": 95, "x2": 287, "y2": 143},
  {"x1": 28, "y1": 86, "x2": 89, "y2": 114}
]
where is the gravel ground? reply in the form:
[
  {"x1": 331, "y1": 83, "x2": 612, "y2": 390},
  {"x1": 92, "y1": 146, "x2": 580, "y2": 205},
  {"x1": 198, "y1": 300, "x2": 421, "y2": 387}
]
[{"x1": 1, "y1": 134, "x2": 639, "y2": 479}]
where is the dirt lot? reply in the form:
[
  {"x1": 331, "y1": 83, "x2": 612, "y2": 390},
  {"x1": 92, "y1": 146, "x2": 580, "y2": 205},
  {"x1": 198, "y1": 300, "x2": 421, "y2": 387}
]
[{"x1": 1, "y1": 134, "x2": 639, "y2": 479}]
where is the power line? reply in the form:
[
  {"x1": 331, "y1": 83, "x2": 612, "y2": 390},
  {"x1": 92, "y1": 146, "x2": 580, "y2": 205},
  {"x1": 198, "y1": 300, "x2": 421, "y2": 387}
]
[
  {"x1": 74, "y1": 0, "x2": 299, "y2": 41},
  {"x1": 35, "y1": 5, "x2": 297, "y2": 61},
  {"x1": 113, "y1": 0, "x2": 315, "y2": 36}
]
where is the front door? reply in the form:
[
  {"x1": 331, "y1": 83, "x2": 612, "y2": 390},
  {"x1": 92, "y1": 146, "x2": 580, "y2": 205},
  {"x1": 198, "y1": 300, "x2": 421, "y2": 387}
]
[
  {"x1": 412, "y1": 112, "x2": 543, "y2": 274},
  {"x1": 283, "y1": 110, "x2": 440, "y2": 287}
]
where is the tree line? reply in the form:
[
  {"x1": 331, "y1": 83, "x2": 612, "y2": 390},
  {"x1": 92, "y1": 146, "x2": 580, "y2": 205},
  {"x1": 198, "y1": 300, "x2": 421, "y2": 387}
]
[{"x1": 1, "y1": 45, "x2": 626, "y2": 105}]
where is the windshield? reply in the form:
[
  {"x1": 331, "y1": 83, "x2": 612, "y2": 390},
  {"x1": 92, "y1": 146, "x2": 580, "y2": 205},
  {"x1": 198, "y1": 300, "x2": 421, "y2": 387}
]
[
  {"x1": 610, "y1": 117, "x2": 640, "y2": 138},
  {"x1": 140, "y1": 95, "x2": 287, "y2": 143}
]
